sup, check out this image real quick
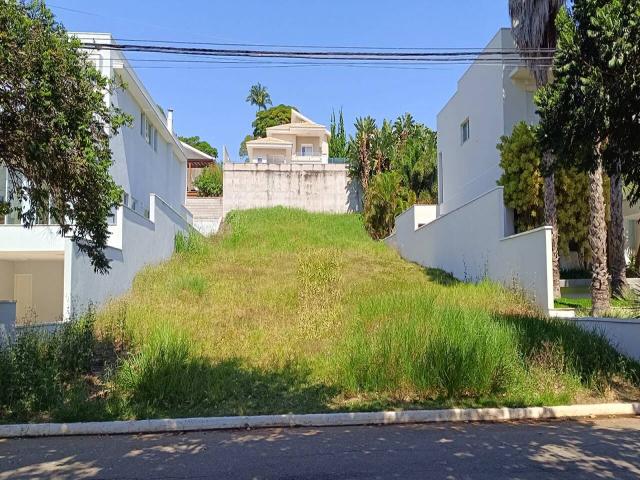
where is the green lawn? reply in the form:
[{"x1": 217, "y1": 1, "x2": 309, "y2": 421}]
[
  {"x1": 3, "y1": 208, "x2": 640, "y2": 423},
  {"x1": 555, "y1": 297, "x2": 634, "y2": 311}
]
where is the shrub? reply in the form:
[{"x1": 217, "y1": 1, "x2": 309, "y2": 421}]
[
  {"x1": 364, "y1": 171, "x2": 415, "y2": 239},
  {"x1": 0, "y1": 313, "x2": 96, "y2": 420},
  {"x1": 193, "y1": 164, "x2": 223, "y2": 197}
]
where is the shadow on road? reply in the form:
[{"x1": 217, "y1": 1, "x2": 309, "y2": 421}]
[{"x1": 1, "y1": 418, "x2": 640, "y2": 479}]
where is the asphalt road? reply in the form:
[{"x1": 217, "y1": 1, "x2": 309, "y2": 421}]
[{"x1": 1, "y1": 417, "x2": 640, "y2": 479}]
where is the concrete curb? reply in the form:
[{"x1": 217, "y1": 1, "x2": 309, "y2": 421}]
[{"x1": 1, "y1": 403, "x2": 639, "y2": 438}]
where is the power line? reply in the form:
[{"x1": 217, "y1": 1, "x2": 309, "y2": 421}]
[
  {"x1": 108, "y1": 36, "x2": 554, "y2": 53},
  {"x1": 80, "y1": 42, "x2": 553, "y2": 69}
]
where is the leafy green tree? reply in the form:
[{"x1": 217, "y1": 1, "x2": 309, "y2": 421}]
[
  {"x1": 329, "y1": 109, "x2": 347, "y2": 159},
  {"x1": 252, "y1": 104, "x2": 297, "y2": 138},
  {"x1": 193, "y1": 164, "x2": 223, "y2": 197},
  {"x1": 245, "y1": 83, "x2": 272, "y2": 112},
  {"x1": 536, "y1": 1, "x2": 640, "y2": 310},
  {"x1": 239, "y1": 134, "x2": 254, "y2": 160},
  {"x1": 497, "y1": 122, "x2": 591, "y2": 263},
  {"x1": 0, "y1": 0, "x2": 130, "y2": 272},
  {"x1": 498, "y1": 122, "x2": 545, "y2": 232},
  {"x1": 393, "y1": 126, "x2": 438, "y2": 204},
  {"x1": 178, "y1": 136, "x2": 218, "y2": 159},
  {"x1": 508, "y1": 0, "x2": 567, "y2": 299},
  {"x1": 364, "y1": 172, "x2": 416, "y2": 240}
]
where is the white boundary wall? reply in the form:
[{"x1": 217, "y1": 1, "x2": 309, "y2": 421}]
[
  {"x1": 386, "y1": 187, "x2": 553, "y2": 312},
  {"x1": 569, "y1": 318, "x2": 640, "y2": 361},
  {"x1": 64, "y1": 194, "x2": 190, "y2": 318},
  {"x1": 223, "y1": 163, "x2": 362, "y2": 216}
]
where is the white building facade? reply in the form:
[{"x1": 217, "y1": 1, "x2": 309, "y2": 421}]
[
  {"x1": 0, "y1": 33, "x2": 191, "y2": 324},
  {"x1": 387, "y1": 29, "x2": 555, "y2": 312},
  {"x1": 437, "y1": 28, "x2": 537, "y2": 216}
]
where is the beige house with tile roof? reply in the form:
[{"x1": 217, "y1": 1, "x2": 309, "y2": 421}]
[{"x1": 246, "y1": 110, "x2": 330, "y2": 164}]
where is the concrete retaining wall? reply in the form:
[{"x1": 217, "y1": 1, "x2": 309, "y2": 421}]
[
  {"x1": 386, "y1": 187, "x2": 553, "y2": 311},
  {"x1": 223, "y1": 163, "x2": 362, "y2": 216},
  {"x1": 186, "y1": 197, "x2": 223, "y2": 235},
  {"x1": 569, "y1": 318, "x2": 640, "y2": 361}
]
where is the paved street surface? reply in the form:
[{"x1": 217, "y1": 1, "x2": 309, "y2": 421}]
[{"x1": 1, "y1": 417, "x2": 640, "y2": 479}]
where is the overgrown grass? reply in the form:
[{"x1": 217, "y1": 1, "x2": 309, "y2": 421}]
[
  {"x1": 3, "y1": 208, "x2": 638, "y2": 423},
  {"x1": 0, "y1": 313, "x2": 100, "y2": 422}
]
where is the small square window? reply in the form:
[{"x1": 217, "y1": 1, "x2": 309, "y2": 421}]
[{"x1": 461, "y1": 119, "x2": 470, "y2": 144}]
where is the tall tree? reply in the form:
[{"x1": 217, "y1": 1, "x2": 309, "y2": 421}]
[
  {"x1": 348, "y1": 117, "x2": 377, "y2": 196},
  {"x1": 0, "y1": 0, "x2": 130, "y2": 272},
  {"x1": 252, "y1": 104, "x2": 296, "y2": 138},
  {"x1": 245, "y1": 83, "x2": 272, "y2": 112},
  {"x1": 329, "y1": 109, "x2": 348, "y2": 159},
  {"x1": 509, "y1": 0, "x2": 565, "y2": 299}
]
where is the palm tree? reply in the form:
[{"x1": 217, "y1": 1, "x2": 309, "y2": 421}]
[
  {"x1": 508, "y1": 0, "x2": 565, "y2": 299},
  {"x1": 348, "y1": 117, "x2": 377, "y2": 196},
  {"x1": 245, "y1": 83, "x2": 272, "y2": 111},
  {"x1": 589, "y1": 146, "x2": 610, "y2": 315},
  {"x1": 392, "y1": 113, "x2": 416, "y2": 150},
  {"x1": 609, "y1": 163, "x2": 627, "y2": 297}
]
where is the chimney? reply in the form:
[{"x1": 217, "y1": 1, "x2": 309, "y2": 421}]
[{"x1": 167, "y1": 109, "x2": 174, "y2": 134}]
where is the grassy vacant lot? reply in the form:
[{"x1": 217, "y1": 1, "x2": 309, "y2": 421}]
[{"x1": 2, "y1": 208, "x2": 639, "y2": 422}]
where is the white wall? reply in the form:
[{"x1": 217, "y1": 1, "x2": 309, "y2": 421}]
[
  {"x1": 66, "y1": 194, "x2": 190, "y2": 317},
  {"x1": 223, "y1": 163, "x2": 362, "y2": 216},
  {"x1": 569, "y1": 318, "x2": 640, "y2": 362},
  {"x1": 386, "y1": 187, "x2": 553, "y2": 311},
  {"x1": 109, "y1": 79, "x2": 187, "y2": 216},
  {"x1": 437, "y1": 29, "x2": 538, "y2": 216}
]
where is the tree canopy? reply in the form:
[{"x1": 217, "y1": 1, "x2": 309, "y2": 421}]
[
  {"x1": 0, "y1": 0, "x2": 130, "y2": 272},
  {"x1": 497, "y1": 122, "x2": 591, "y2": 262},
  {"x1": 329, "y1": 109, "x2": 347, "y2": 159},
  {"x1": 178, "y1": 135, "x2": 218, "y2": 159},
  {"x1": 252, "y1": 104, "x2": 297, "y2": 138},
  {"x1": 347, "y1": 113, "x2": 438, "y2": 238}
]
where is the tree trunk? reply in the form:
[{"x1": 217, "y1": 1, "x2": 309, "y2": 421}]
[
  {"x1": 588, "y1": 158, "x2": 611, "y2": 316},
  {"x1": 542, "y1": 151, "x2": 561, "y2": 299},
  {"x1": 609, "y1": 166, "x2": 627, "y2": 297}
]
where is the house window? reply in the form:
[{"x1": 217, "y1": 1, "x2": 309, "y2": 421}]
[
  {"x1": 461, "y1": 119, "x2": 470, "y2": 144},
  {"x1": 140, "y1": 113, "x2": 146, "y2": 137},
  {"x1": 153, "y1": 129, "x2": 158, "y2": 152},
  {"x1": 301, "y1": 144, "x2": 314, "y2": 156}
]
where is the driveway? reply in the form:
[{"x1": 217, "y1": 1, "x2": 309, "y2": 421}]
[{"x1": 1, "y1": 417, "x2": 639, "y2": 479}]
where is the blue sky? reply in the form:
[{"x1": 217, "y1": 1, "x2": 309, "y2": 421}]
[{"x1": 48, "y1": 1, "x2": 511, "y2": 158}]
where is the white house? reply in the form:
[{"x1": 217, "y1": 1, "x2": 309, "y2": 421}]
[
  {"x1": 437, "y1": 29, "x2": 537, "y2": 216},
  {"x1": 0, "y1": 33, "x2": 192, "y2": 325},
  {"x1": 245, "y1": 110, "x2": 330, "y2": 164},
  {"x1": 386, "y1": 29, "x2": 555, "y2": 312}
]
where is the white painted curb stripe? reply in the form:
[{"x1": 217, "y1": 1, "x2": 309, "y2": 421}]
[{"x1": 1, "y1": 403, "x2": 638, "y2": 438}]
